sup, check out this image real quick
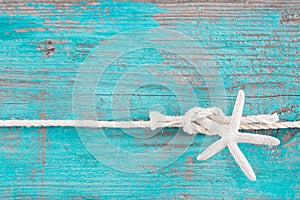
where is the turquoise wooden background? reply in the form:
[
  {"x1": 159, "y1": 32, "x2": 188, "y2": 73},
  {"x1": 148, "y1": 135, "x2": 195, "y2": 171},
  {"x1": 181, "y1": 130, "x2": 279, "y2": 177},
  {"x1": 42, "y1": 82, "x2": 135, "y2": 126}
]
[{"x1": 0, "y1": 0, "x2": 299, "y2": 199}]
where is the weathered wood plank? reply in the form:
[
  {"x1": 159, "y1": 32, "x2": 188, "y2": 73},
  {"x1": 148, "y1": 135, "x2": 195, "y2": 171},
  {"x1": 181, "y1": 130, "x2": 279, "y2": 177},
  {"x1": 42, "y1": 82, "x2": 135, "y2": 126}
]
[{"x1": 0, "y1": 0, "x2": 299, "y2": 199}]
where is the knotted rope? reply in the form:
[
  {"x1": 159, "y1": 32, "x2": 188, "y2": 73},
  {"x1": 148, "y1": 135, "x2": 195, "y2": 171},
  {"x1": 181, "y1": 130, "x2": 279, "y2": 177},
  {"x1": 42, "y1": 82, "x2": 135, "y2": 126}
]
[
  {"x1": 0, "y1": 107, "x2": 298, "y2": 134},
  {"x1": 149, "y1": 107, "x2": 299, "y2": 134}
]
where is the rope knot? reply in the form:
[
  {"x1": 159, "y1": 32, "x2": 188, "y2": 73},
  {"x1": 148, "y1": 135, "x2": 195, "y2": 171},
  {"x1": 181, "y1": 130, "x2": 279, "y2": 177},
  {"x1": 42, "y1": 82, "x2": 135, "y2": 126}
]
[
  {"x1": 182, "y1": 107, "x2": 223, "y2": 134},
  {"x1": 149, "y1": 107, "x2": 224, "y2": 134},
  {"x1": 182, "y1": 107, "x2": 209, "y2": 134},
  {"x1": 149, "y1": 106, "x2": 281, "y2": 135}
]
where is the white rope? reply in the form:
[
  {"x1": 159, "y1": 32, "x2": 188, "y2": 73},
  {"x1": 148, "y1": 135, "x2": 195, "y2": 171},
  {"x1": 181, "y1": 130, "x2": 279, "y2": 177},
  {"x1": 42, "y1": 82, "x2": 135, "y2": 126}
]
[
  {"x1": 0, "y1": 107, "x2": 298, "y2": 133},
  {"x1": 0, "y1": 119, "x2": 298, "y2": 130},
  {"x1": 240, "y1": 121, "x2": 300, "y2": 130}
]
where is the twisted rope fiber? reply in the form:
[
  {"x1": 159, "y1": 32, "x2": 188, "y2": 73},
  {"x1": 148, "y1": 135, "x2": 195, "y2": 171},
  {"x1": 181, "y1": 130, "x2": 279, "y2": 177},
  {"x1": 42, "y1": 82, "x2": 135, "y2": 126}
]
[
  {"x1": 0, "y1": 120, "x2": 298, "y2": 130},
  {"x1": 0, "y1": 107, "x2": 299, "y2": 132}
]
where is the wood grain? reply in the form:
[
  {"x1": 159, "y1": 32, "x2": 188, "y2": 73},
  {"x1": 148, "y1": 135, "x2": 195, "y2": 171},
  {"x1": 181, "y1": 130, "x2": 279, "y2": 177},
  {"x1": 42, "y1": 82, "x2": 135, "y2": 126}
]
[{"x1": 0, "y1": 0, "x2": 299, "y2": 199}]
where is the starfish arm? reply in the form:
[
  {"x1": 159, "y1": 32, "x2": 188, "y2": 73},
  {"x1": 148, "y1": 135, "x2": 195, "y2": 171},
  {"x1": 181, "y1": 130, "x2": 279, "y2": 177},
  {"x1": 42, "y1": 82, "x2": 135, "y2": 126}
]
[
  {"x1": 235, "y1": 133, "x2": 280, "y2": 146},
  {"x1": 228, "y1": 142, "x2": 256, "y2": 181},
  {"x1": 197, "y1": 138, "x2": 227, "y2": 160},
  {"x1": 229, "y1": 90, "x2": 245, "y2": 131}
]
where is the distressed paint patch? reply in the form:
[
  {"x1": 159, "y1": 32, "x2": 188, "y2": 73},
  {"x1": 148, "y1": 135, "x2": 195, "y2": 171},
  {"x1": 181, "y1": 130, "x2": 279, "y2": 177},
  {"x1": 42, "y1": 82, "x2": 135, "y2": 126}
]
[
  {"x1": 0, "y1": 1, "x2": 299, "y2": 199},
  {"x1": 160, "y1": 9, "x2": 299, "y2": 119}
]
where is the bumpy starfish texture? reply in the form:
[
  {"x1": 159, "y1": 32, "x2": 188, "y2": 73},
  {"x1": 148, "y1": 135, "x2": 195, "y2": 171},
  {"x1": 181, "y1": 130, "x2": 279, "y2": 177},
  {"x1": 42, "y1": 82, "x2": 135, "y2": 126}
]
[{"x1": 197, "y1": 90, "x2": 280, "y2": 181}]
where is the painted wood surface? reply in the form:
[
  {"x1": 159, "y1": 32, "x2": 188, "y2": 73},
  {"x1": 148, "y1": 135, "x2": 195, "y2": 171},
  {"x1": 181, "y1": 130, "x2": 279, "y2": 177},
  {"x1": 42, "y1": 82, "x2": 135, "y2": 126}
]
[{"x1": 0, "y1": 0, "x2": 299, "y2": 199}]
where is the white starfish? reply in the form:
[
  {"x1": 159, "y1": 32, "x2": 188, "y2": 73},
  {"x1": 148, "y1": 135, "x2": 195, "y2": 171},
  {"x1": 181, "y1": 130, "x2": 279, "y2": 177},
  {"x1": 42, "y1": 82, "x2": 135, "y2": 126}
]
[{"x1": 197, "y1": 90, "x2": 280, "y2": 181}]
